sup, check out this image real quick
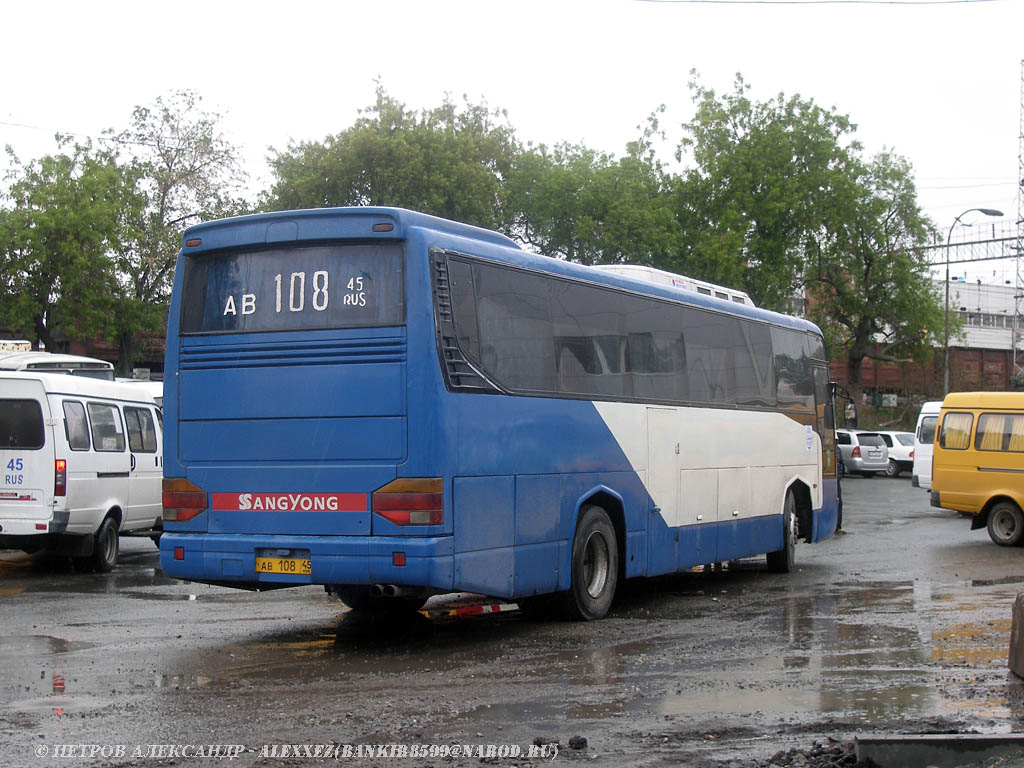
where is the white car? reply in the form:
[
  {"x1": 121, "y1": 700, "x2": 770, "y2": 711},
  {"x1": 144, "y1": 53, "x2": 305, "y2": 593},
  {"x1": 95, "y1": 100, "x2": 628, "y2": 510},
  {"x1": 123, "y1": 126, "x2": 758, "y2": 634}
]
[{"x1": 874, "y1": 431, "x2": 915, "y2": 478}]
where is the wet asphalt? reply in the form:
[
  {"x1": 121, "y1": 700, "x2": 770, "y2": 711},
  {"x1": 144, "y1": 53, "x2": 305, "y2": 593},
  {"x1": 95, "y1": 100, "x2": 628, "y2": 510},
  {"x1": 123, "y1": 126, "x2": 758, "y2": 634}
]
[{"x1": 1, "y1": 475, "x2": 1023, "y2": 767}]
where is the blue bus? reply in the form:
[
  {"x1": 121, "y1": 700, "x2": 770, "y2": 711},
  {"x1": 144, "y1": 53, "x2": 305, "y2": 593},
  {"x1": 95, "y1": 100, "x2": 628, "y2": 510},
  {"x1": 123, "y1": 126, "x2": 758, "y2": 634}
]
[{"x1": 160, "y1": 207, "x2": 838, "y2": 620}]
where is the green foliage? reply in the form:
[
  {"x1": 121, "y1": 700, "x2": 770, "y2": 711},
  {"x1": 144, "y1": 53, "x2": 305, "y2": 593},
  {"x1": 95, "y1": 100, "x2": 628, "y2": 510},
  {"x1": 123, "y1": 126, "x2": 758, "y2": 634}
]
[
  {"x1": 505, "y1": 111, "x2": 682, "y2": 266},
  {"x1": 265, "y1": 86, "x2": 518, "y2": 230},
  {"x1": 677, "y1": 74, "x2": 861, "y2": 311},
  {"x1": 805, "y1": 151, "x2": 941, "y2": 394},
  {"x1": 0, "y1": 141, "x2": 143, "y2": 350},
  {"x1": 105, "y1": 90, "x2": 248, "y2": 372},
  {"x1": 0, "y1": 79, "x2": 948, "y2": 388}
]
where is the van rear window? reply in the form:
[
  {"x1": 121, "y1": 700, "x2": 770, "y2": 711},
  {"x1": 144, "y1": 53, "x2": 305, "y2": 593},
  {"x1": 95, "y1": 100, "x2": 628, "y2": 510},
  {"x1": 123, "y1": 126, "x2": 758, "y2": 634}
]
[{"x1": 0, "y1": 399, "x2": 45, "y2": 449}]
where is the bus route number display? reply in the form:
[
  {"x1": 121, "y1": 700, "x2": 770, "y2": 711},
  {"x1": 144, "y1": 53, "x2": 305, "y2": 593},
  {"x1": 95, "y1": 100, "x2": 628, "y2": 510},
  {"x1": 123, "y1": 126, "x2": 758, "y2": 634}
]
[
  {"x1": 221, "y1": 272, "x2": 363, "y2": 316},
  {"x1": 181, "y1": 244, "x2": 404, "y2": 334}
]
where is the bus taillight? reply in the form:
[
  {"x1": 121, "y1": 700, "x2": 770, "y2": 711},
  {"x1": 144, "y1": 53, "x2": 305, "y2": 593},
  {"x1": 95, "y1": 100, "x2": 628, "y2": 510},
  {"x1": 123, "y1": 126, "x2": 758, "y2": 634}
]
[
  {"x1": 54, "y1": 460, "x2": 67, "y2": 496},
  {"x1": 372, "y1": 478, "x2": 443, "y2": 526},
  {"x1": 163, "y1": 478, "x2": 208, "y2": 522}
]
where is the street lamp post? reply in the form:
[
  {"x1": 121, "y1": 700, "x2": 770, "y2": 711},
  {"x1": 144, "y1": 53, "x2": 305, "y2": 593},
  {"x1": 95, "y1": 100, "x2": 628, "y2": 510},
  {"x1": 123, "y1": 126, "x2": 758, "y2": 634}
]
[{"x1": 944, "y1": 207, "x2": 1004, "y2": 394}]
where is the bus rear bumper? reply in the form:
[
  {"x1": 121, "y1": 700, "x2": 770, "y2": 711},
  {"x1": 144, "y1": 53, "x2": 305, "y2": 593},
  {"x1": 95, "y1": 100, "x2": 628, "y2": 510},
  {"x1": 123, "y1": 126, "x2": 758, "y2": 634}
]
[{"x1": 159, "y1": 532, "x2": 455, "y2": 591}]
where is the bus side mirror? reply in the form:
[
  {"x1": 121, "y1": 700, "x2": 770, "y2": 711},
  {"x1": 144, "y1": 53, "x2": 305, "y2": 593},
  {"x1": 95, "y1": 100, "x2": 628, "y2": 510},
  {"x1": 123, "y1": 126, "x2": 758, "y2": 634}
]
[{"x1": 824, "y1": 403, "x2": 835, "y2": 431}]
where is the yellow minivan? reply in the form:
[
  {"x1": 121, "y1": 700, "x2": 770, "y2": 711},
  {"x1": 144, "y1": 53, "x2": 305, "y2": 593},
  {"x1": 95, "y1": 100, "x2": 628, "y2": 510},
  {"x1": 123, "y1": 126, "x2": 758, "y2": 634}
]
[{"x1": 931, "y1": 392, "x2": 1024, "y2": 545}]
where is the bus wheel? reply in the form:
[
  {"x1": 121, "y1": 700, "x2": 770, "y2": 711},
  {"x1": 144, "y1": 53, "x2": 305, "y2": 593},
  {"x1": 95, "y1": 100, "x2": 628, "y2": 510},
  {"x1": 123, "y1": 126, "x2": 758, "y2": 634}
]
[
  {"x1": 333, "y1": 587, "x2": 425, "y2": 614},
  {"x1": 89, "y1": 516, "x2": 119, "y2": 573},
  {"x1": 563, "y1": 505, "x2": 618, "y2": 621},
  {"x1": 766, "y1": 490, "x2": 797, "y2": 573},
  {"x1": 987, "y1": 502, "x2": 1024, "y2": 546}
]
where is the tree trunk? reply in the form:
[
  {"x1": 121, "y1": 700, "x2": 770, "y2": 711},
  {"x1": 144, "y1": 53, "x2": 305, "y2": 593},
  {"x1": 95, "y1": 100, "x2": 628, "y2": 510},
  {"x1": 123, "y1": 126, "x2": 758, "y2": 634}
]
[
  {"x1": 117, "y1": 330, "x2": 136, "y2": 378},
  {"x1": 33, "y1": 316, "x2": 55, "y2": 352},
  {"x1": 844, "y1": 345, "x2": 868, "y2": 428}
]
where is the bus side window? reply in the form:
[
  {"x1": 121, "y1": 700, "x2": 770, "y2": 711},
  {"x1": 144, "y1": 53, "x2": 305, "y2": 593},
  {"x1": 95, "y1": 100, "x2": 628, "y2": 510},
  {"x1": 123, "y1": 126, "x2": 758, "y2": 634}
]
[{"x1": 62, "y1": 400, "x2": 91, "y2": 451}]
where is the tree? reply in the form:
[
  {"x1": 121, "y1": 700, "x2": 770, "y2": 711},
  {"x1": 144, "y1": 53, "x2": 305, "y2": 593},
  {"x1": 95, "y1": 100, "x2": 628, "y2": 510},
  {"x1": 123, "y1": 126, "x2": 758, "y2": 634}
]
[
  {"x1": 805, "y1": 151, "x2": 942, "y2": 402},
  {"x1": 676, "y1": 74, "x2": 861, "y2": 310},
  {"x1": 0, "y1": 141, "x2": 143, "y2": 351},
  {"x1": 106, "y1": 90, "x2": 248, "y2": 373},
  {"x1": 265, "y1": 86, "x2": 519, "y2": 230},
  {"x1": 505, "y1": 112, "x2": 682, "y2": 266}
]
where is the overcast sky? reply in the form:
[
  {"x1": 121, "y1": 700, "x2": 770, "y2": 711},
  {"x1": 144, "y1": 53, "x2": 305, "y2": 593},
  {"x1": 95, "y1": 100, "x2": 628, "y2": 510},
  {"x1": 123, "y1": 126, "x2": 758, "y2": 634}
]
[{"x1": 2, "y1": 0, "x2": 1021, "y2": 280}]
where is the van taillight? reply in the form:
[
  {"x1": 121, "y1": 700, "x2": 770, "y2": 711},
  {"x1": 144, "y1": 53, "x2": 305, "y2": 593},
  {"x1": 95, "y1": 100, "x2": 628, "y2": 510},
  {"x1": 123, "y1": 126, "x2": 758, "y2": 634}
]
[
  {"x1": 163, "y1": 478, "x2": 208, "y2": 522},
  {"x1": 54, "y1": 460, "x2": 67, "y2": 496},
  {"x1": 851, "y1": 446, "x2": 861, "y2": 458},
  {"x1": 372, "y1": 478, "x2": 443, "y2": 526}
]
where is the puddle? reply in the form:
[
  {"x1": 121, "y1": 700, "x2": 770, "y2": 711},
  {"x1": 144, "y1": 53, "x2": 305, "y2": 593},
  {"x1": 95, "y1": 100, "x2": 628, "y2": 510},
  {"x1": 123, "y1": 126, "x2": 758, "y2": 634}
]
[
  {"x1": 971, "y1": 575, "x2": 1024, "y2": 588},
  {"x1": 6, "y1": 693, "x2": 110, "y2": 714},
  {"x1": 1, "y1": 670, "x2": 110, "y2": 718},
  {"x1": 116, "y1": 590, "x2": 251, "y2": 603},
  {"x1": 0, "y1": 635, "x2": 94, "y2": 656}
]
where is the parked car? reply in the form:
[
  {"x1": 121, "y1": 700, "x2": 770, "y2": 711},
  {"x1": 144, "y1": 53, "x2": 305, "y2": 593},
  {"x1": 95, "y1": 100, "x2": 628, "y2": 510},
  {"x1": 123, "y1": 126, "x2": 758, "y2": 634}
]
[
  {"x1": 875, "y1": 431, "x2": 915, "y2": 478},
  {"x1": 835, "y1": 429, "x2": 890, "y2": 477}
]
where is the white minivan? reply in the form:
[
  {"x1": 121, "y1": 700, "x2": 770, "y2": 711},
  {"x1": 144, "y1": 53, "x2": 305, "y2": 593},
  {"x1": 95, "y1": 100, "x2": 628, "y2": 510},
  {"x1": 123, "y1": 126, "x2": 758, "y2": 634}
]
[
  {"x1": 0, "y1": 372, "x2": 163, "y2": 571},
  {"x1": 911, "y1": 400, "x2": 943, "y2": 491}
]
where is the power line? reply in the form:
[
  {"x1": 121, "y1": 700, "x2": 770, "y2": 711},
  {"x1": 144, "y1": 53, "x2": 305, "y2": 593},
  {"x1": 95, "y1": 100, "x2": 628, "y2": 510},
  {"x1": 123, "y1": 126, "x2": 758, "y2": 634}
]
[
  {"x1": 919, "y1": 181, "x2": 1018, "y2": 191},
  {"x1": 636, "y1": 0, "x2": 998, "y2": 5},
  {"x1": 0, "y1": 119, "x2": 175, "y2": 151}
]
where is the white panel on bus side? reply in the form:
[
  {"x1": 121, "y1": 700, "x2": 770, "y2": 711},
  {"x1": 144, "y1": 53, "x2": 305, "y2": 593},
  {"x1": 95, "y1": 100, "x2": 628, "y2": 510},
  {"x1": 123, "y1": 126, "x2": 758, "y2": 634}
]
[
  {"x1": 717, "y1": 467, "x2": 751, "y2": 522},
  {"x1": 679, "y1": 469, "x2": 717, "y2": 527},
  {"x1": 646, "y1": 407, "x2": 680, "y2": 525},
  {"x1": 594, "y1": 402, "x2": 821, "y2": 526}
]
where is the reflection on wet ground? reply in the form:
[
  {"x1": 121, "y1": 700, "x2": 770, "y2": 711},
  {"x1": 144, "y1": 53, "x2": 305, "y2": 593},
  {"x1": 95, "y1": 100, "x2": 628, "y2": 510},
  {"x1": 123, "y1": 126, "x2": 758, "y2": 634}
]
[
  {"x1": 113, "y1": 566, "x2": 1024, "y2": 733},
  {"x1": 4, "y1": 508, "x2": 1024, "y2": 763}
]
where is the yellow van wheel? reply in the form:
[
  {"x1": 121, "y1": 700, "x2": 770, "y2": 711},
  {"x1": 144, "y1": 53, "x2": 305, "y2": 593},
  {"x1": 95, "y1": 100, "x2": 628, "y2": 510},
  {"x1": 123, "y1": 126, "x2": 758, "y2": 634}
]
[{"x1": 986, "y1": 502, "x2": 1024, "y2": 546}]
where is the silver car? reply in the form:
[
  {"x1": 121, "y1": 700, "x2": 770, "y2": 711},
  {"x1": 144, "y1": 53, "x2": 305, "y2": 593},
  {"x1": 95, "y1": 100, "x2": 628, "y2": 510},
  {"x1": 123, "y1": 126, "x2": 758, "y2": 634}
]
[{"x1": 836, "y1": 429, "x2": 890, "y2": 478}]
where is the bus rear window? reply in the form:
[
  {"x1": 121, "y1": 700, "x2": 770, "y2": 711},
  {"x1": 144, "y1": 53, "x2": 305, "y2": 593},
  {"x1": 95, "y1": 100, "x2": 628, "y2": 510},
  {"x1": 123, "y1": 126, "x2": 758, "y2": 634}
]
[
  {"x1": 0, "y1": 399, "x2": 45, "y2": 449},
  {"x1": 180, "y1": 244, "x2": 404, "y2": 334}
]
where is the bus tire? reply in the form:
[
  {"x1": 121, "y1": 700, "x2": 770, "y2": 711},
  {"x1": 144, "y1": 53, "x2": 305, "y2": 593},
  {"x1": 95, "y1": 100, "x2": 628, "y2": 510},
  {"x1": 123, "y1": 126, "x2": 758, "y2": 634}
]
[
  {"x1": 986, "y1": 502, "x2": 1024, "y2": 546},
  {"x1": 766, "y1": 490, "x2": 797, "y2": 573},
  {"x1": 333, "y1": 587, "x2": 425, "y2": 614},
  {"x1": 563, "y1": 505, "x2": 618, "y2": 621},
  {"x1": 89, "y1": 516, "x2": 119, "y2": 573}
]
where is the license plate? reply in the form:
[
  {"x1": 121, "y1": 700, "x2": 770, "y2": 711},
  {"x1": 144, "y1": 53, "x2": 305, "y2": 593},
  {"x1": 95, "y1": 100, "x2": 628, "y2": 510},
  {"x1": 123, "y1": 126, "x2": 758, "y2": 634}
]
[
  {"x1": 869, "y1": 451, "x2": 881, "y2": 457},
  {"x1": 255, "y1": 557, "x2": 311, "y2": 575}
]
